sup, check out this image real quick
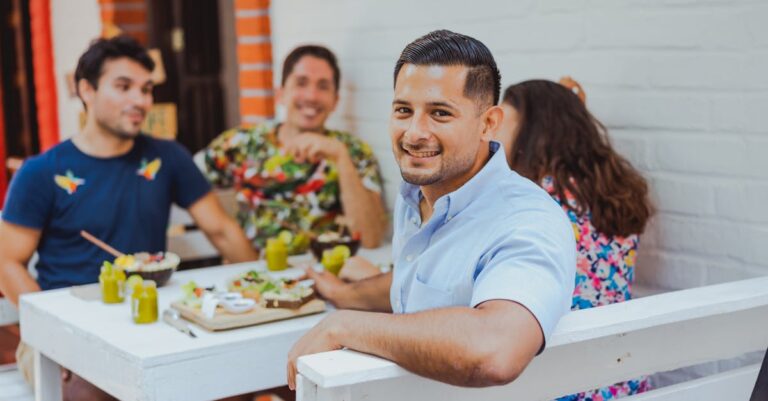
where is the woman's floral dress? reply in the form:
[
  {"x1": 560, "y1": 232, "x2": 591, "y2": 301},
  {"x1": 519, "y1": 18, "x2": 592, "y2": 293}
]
[
  {"x1": 203, "y1": 122, "x2": 383, "y2": 248},
  {"x1": 542, "y1": 177, "x2": 651, "y2": 401}
]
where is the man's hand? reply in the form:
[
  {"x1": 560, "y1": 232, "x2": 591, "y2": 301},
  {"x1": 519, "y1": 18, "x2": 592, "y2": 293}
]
[
  {"x1": 286, "y1": 311, "x2": 348, "y2": 390},
  {"x1": 283, "y1": 133, "x2": 346, "y2": 164},
  {"x1": 305, "y1": 266, "x2": 349, "y2": 307}
]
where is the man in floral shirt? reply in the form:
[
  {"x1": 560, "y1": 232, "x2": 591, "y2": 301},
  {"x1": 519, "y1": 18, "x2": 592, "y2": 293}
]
[{"x1": 203, "y1": 45, "x2": 386, "y2": 250}]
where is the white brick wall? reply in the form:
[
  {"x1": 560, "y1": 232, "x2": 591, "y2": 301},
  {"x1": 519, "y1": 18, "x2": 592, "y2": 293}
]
[{"x1": 271, "y1": 0, "x2": 768, "y2": 290}]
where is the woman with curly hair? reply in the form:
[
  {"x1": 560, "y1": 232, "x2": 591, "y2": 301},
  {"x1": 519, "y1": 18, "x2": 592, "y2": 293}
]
[{"x1": 499, "y1": 79, "x2": 653, "y2": 401}]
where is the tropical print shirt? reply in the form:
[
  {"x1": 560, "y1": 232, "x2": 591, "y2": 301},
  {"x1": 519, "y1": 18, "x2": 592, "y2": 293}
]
[
  {"x1": 203, "y1": 121, "x2": 383, "y2": 248},
  {"x1": 543, "y1": 176, "x2": 651, "y2": 401}
]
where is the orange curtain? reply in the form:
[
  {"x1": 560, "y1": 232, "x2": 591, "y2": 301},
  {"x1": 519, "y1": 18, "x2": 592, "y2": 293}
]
[
  {"x1": 235, "y1": 0, "x2": 274, "y2": 125},
  {"x1": 29, "y1": 0, "x2": 59, "y2": 152}
]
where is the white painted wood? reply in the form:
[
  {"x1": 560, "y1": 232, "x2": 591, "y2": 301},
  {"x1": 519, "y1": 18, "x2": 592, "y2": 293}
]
[
  {"x1": 33, "y1": 351, "x2": 60, "y2": 401},
  {"x1": 20, "y1": 262, "x2": 319, "y2": 400},
  {"x1": 0, "y1": 298, "x2": 19, "y2": 326},
  {"x1": 297, "y1": 276, "x2": 768, "y2": 401},
  {"x1": 624, "y1": 364, "x2": 760, "y2": 401},
  {"x1": 18, "y1": 247, "x2": 393, "y2": 401},
  {"x1": 0, "y1": 366, "x2": 34, "y2": 401},
  {"x1": 296, "y1": 374, "x2": 316, "y2": 401}
]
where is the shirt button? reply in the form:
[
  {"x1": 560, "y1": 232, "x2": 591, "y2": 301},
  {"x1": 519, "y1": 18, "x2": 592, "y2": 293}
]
[
  {"x1": 411, "y1": 218, "x2": 418, "y2": 225},
  {"x1": 406, "y1": 255, "x2": 414, "y2": 262}
]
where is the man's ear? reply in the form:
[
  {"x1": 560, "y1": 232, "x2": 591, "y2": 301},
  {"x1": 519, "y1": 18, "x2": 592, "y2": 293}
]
[
  {"x1": 77, "y1": 79, "x2": 96, "y2": 107},
  {"x1": 481, "y1": 105, "x2": 504, "y2": 142}
]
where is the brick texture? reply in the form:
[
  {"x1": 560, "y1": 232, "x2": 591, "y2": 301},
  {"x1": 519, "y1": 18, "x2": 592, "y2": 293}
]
[{"x1": 271, "y1": 0, "x2": 768, "y2": 290}]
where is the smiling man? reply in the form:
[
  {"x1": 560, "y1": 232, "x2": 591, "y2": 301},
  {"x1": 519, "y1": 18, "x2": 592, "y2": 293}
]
[
  {"x1": 288, "y1": 30, "x2": 576, "y2": 390},
  {"x1": 203, "y1": 45, "x2": 386, "y2": 250},
  {"x1": 0, "y1": 35, "x2": 257, "y2": 399}
]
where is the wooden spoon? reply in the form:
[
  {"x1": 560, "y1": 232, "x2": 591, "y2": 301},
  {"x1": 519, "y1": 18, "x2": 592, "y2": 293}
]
[{"x1": 80, "y1": 230, "x2": 125, "y2": 258}]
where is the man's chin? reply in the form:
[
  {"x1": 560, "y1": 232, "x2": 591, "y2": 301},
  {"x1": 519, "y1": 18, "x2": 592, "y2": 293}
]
[
  {"x1": 400, "y1": 169, "x2": 441, "y2": 186},
  {"x1": 298, "y1": 123, "x2": 325, "y2": 133},
  {"x1": 113, "y1": 129, "x2": 141, "y2": 139}
]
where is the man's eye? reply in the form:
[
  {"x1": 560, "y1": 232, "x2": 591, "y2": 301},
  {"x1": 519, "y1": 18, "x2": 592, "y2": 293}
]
[
  {"x1": 433, "y1": 110, "x2": 451, "y2": 117},
  {"x1": 394, "y1": 107, "x2": 411, "y2": 114},
  {"x1": 142, "y1": 87, "x2": 153, "y2": 95}
]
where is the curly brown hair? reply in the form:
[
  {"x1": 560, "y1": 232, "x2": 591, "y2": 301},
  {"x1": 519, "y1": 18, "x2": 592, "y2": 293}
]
[{"x1": 502, "y1": 80, "x2": 653, "y2": 237}]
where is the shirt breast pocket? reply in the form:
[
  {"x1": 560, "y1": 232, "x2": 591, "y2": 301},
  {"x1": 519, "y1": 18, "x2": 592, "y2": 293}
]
[{"x1": 405, "y1": 277, "x2": 456, "y2": 313}]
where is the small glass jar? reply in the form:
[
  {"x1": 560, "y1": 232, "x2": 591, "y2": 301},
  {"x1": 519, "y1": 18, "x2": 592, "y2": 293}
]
[
  {"x1": 132, "y1": 280, "x2": 158, "y2": 324},
  {"x1": 265, "y1": 238, "x2": 288, "y2": 271},
  {"x1": 100, "y1": 263, "x2": 124, "y2": 304}
]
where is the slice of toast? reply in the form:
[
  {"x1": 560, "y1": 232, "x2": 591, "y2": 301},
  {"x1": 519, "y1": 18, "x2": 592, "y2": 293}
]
[{"x1": 262, "y1": 289, "x2": 315, "y2": 309}]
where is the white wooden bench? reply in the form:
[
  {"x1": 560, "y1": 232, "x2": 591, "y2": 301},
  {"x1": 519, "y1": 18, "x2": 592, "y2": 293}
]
[{"x1": 296, "y1": 276, "x2": 768, "y2": 401}]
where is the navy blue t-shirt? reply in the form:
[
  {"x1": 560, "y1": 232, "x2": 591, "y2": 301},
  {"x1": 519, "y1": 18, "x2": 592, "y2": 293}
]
[{"x1": 2, "y1": 135, "x2": 211, "y2": 290}]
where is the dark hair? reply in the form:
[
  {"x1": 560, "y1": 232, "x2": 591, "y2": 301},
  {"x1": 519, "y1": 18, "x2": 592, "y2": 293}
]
[
  {"x1": 74, "y1": 35, "x2": 154, "y2": 99},
  {"x1": 394, "y1": 29, "x2": 501, "y2": 109},
  {"x1": 502, "y1": 80, "x2": 653, "y2": 237},
  {"x1": 281, "y1": 45, "x2": 340, "y2": 91}
]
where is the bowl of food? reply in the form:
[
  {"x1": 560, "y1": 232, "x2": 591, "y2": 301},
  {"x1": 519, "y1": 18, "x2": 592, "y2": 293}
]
[
  {"x1": 115, "y1": 252, "x2": 180, "y2": 287},
  {"x1": 309, "y1": 231, "x2": 360, "y2": 261}
]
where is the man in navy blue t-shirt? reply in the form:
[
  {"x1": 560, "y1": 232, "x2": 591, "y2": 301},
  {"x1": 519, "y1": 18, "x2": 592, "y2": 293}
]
[
  {"x1": 0, "y1": 36, "x2": 259, "y2": 398},
  {"x1": 0, "y1": 36, "x2": 257, "y2": 300}
]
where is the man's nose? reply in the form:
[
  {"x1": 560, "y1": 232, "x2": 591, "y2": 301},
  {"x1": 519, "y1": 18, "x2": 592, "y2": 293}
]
[
  {"x1": 130, "y1": 88, "x2": 151, "y2": 108},
  {"x1": 403, "y1": 112, "x2": 431, "y2": 143},
  {"x1": 301, "y1": 85, "x2": 322, "y2": 102}
]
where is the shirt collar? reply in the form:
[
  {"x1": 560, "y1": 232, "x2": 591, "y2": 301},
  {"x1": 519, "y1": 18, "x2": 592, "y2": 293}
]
[{"x1": 399, "y1": 141, "x2": 510, "y2": 222}]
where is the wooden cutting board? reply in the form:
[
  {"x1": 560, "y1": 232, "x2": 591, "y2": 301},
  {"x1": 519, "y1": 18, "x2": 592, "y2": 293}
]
[{"x1": 170, "y1": 299, "x2": 326, "y2": 331}]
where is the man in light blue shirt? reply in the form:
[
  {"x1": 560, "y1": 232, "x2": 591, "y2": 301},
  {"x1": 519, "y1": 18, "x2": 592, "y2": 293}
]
[
  {"x1": 287, "y1": 30, "x2": 576, "y2": 390},
  {"x1": 391, "y1": 138, "x2": 574, "y2": 337}
]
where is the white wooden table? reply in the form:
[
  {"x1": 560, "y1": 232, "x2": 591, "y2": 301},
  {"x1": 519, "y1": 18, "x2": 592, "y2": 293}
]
[{"x1": 19, "y1": 247, "x2": 392, "y2": 401}]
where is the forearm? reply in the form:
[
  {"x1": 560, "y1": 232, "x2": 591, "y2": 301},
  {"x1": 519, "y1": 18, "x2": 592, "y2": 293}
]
[
  {"x1": 0, "y1": 259, "x2": 41, "y2": 307},
  {"x1": 334, "y1": 306, "x2": 534, "y2": 387},
  {"x1": 206, "y1": 219, "x2": 259, "y2": 263},
  {"x1": 333, "y1": 270, "x2": 393, "y2": 312},
  {"x1": 335, "y1": 152, "x2": 387, "y2": 248}
]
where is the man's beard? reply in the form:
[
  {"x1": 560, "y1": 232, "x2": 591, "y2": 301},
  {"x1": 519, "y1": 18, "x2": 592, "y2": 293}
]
[{"x1": 96, "y1": 115, "x2": 142, "y2": 139}]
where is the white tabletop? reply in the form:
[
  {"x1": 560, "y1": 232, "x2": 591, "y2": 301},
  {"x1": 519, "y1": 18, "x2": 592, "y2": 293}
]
[{"x1": 19, "y1": 246, "x2": 392, "y2": 401}]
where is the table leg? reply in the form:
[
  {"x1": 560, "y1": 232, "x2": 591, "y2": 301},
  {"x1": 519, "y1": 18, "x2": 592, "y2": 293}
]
[{"x1": 34, "y1": 350, "x2": 62, "y2": 401}]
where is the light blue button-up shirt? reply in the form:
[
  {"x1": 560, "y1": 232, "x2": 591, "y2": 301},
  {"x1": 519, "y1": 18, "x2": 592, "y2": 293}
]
[{"x1": 390, "y1": 141, "x2": 576, "y2": 342}]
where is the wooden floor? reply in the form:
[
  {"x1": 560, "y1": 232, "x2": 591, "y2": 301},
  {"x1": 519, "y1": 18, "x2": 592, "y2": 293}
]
[{"x1": 0, "y1": 325, "x2": 20, "y2": 365}]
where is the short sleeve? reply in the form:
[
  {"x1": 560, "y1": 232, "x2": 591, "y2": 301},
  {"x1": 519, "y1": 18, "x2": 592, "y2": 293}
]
[
  {"x1": 2, "y1": 157, "x2": 54, "y2": 229},
  {"x1": 165, "y1": 141, "x2": 212, "y2": 209},
  {"x1": 333, "y1": 131, "x2": 383, "y2": 194},
  {"x1": 202, "y1": 128, "x2": 245, "y2": 188},
  {"x1": 471, "y1": 212, "x2": 576, "y2": 344}
]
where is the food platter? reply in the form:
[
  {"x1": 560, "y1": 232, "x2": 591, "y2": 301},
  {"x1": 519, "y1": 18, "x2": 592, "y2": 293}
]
[
  {"x1": 170, "y1": 297, "x2": 325, "y2": 331},
  {"x1": 171, "y1": 268, "x2": 325, "y2": 331}
]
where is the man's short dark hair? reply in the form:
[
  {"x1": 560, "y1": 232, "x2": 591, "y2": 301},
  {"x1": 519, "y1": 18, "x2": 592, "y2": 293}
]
[
  {"x1": 281, "y1": 45, "x2": 341, "y2": 91},
  {"x1": 74, "y1": 35, "x2": 154, "y2": 98},
  {"x1": 394, "y1": 30, "x2": 501, "y2": 109}
]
